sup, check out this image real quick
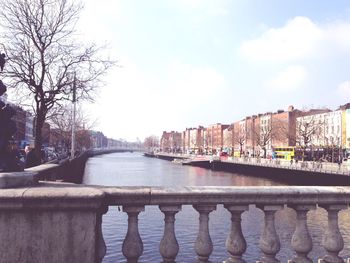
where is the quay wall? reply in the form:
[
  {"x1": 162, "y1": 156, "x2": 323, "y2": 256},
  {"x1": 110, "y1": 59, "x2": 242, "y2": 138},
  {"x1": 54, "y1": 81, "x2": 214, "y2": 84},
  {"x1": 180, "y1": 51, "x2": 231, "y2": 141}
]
[
  {"x1": 25, "y1": 149, "x2": 133, "y2": 184},
  {"x1": 146, "y1": 153, "x2": 350, "y2": 185},
  {"x1": 210, "y1": 160, "x2": 350, "y2": 185}
]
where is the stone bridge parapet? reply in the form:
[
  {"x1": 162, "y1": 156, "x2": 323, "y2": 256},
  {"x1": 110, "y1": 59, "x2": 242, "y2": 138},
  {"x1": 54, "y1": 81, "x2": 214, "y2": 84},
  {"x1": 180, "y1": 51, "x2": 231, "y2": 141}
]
[{"x1": 1, "y1": 183, "x2": 350, "y2": 262}]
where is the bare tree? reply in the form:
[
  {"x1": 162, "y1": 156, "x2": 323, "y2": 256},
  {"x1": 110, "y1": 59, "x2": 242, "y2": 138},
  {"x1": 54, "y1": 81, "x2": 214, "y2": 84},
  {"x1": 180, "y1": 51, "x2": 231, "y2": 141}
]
[
  {"x1": 255, "y1": 124, "x2": 271, "y2": 158},
  {"x1": 190, "y1": 136, "x2": 197, "y2": 153},
  {"x1": 144, "y1": 135, "x2": 159, "y2": 152},
  {"x1": 49, "y1": 102, "x2": 96, "y2": 152},
  {"x1": 172, "y1": 134, "x2": 182, "y2": 153},
  {"x1": 160, "y1": 133, "x2": 170, "y2": 152},
  {"x1": 254, "y1": 117, "x2": 287, "y2": 158},
  {"x1": 296, "y1": 115, "x2": 324, "y2": 161},
  {"x1": 223, "y1": 126, "x2": 233, "y2": 154},
  {"x1": 233, "y1": 129, "x2": 245, "y2": 157},
  {"x1": 203, "y1": 130, "x2": 211, "y2": 154},
  {"x1": 0, "y1": 0, "x2": 114, "y2": 157}
]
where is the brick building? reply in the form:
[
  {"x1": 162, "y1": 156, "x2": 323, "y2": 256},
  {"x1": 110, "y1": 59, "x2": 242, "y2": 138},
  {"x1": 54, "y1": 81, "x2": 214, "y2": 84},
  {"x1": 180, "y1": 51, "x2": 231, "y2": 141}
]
[
  {"x1": 206, "y1": 123, "x2": 229, "y2": 154},
  {"x1": 160, "y1": 131, "x2": 182, "y2": 153}
]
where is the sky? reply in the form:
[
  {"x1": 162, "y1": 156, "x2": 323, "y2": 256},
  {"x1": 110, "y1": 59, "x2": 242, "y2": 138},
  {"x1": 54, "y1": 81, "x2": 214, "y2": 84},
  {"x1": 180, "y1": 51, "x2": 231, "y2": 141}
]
[{"x1": 76, "y1": 0, "x2": 350, "y2": 141}]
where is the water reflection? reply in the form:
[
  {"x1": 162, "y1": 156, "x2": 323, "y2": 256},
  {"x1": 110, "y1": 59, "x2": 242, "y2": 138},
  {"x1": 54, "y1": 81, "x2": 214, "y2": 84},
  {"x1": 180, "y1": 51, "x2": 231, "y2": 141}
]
[{"x1": 83, "y1": 152, "x2": 350, "y2": 262}]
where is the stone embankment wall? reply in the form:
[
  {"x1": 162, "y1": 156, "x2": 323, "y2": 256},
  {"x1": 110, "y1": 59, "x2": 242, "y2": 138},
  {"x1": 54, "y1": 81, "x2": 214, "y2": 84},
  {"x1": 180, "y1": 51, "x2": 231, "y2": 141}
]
[
  {"x1": 210, "y1": 160, "x2": 350, "y2": 186},
  {"x1": 26, "y1": 149, "x2": 131, "y2": 184},
  {"x1": 149, "y1": 153, "x2": 350, "y2": 186}
]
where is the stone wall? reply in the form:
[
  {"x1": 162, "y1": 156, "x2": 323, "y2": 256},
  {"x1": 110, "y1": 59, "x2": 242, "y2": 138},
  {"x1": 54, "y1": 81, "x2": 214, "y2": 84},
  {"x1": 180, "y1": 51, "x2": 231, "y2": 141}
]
[
  {"x1": 1, "y1": 183, "x2": 350, "y2": 262},
  {"x1": 0, "y1": 183, "x2": 106, "y2": 263}
]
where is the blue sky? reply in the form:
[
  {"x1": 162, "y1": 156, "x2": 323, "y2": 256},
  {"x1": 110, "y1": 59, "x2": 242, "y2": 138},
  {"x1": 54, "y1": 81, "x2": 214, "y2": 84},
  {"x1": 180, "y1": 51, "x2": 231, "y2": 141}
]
[{"x1": 78, "y1": 0, "x2": 350, "y2": 141}]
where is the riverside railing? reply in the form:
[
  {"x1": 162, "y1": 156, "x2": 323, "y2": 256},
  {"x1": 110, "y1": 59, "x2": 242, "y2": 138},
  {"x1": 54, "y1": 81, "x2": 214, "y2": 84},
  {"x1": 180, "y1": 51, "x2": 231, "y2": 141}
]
[
  {"x1": 154, "y1": 153, "x2": 350, "y2": 175},
  {"x1": 225, "y1": 157, "x2": 350, "y2": 175},
  {"x1": 101, "y1": 186, "x2": 350, "y2": 263}
]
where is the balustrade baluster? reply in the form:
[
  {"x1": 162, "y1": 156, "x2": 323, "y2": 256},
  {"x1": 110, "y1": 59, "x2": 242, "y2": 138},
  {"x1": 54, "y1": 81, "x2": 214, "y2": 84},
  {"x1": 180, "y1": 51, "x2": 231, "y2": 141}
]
[
  {"x1": 258, "y1": 205, "x2": 283, "y2": 263},
  {"x1": 223, "y1": 205, "x2": 248, "y2": 263},
  {"x1": 122, "y1": 206, "x2": 145, "y2": 263},
  {"x1": 96, "y1": 206, "x2": 109, "y2": 263},
  {"x1": 289, "y1": 205, "x2": 315, "y2": 263},
  {"x1": 159, "y1": 205, "x2": 182, "y2": 263},
  {"x1": 193, "y1": 204, "x2": 217, "y2": 263},
  {"x1": 320, "y1": 205, "x2": 347, "y2": 263}
]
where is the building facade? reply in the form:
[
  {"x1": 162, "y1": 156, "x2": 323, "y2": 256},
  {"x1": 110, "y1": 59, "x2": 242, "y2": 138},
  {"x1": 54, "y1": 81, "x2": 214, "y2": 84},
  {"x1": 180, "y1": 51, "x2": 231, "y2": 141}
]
[
  {"x1": 206, "y1": 123, "x2": 229, "y2": 154},
  {"x1": 160, "y1": 131, "x2": 182, "y2": 153}
]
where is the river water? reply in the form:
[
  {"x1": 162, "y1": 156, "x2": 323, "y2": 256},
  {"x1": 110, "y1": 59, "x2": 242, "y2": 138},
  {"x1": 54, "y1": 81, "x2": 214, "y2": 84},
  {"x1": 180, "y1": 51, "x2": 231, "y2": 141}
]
[{"x1": 83, "y1": 152, "x2": 350, "y2": 262}]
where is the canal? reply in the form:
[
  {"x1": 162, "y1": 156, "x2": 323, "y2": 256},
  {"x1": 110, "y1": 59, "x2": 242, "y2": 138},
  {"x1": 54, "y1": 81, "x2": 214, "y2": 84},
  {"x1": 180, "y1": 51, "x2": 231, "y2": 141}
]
[{"x1": 83, "y1": 152, "x2": 350, "y2": 262}]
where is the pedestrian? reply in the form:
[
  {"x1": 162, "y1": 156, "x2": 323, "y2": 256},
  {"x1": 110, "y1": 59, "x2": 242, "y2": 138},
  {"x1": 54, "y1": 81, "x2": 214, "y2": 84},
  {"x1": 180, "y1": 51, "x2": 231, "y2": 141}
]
[{"x1": 25, "y1": 146, "x2": 41, "y2": 168}]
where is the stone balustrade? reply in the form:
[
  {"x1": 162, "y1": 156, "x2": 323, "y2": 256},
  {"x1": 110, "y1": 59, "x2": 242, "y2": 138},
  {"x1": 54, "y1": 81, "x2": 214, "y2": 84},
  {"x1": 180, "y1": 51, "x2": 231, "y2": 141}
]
[
  {"x1": 1, "y1": 184, "x2": 350, "y2": 262},
  {"x1": 103, "y1": 186, "x2": 350, "y2": 263}
]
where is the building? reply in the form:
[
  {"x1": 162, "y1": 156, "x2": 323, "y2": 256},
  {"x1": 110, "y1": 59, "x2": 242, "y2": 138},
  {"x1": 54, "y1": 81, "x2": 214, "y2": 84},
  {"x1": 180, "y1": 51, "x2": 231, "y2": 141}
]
[
  {"x1": 90, "y1": 131, "x2": 108, "y2": 149},
  {"x1": 231, "y1": 116, "x2": 258, "y2": 157},
  {"x1": 223, "y1": 124, "x2": 234, "y2": 155},
  {"x1": 270, "y1": 106, "x2": 303, "y2": 148},
  {"x1": 232, "y1": 120, "x2": 244, "y2": 156},
  {"x1": 206, "y1": 123, "x2": 229, "y2": 154},
  {"x1": 10, "y1": 105, "x2": 35, "y2": 148},
  {"x1": 339, "y1": 103, "x2": 350, "y2": 151},
  {"x1": 295, "y1": 108, "x2": 344, "y2": 161},
  {"x1": 25, "y1": 112, "x2": 34, "y2": 147},
  {"x1": 181, "y1": 126, "x2": 205, "y2": 154},
  {"x1": 160, "y1": 131, "x2": 182, "y2": 153},
  {"x1": 12, "y1": 106, "x2": 26, "y2": 147},
  {"x1": 230, "y1": 106, "x2": 322, "y2": 157},
  {"x1": 296, "y1": 110, "x2": 341, "y2": 148},
  {"x1": 182, "y1": 129, "x2": 191, "y2": 153}
]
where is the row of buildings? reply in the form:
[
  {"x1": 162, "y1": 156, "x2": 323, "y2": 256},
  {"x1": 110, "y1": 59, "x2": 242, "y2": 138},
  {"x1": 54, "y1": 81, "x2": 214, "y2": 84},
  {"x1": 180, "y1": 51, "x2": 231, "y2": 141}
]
[
  {"x1": 3, "y1": 95, "x2": 122, "y2": 152},
  {"x1": 160, "y1": 103, "x2": 350, "y2": 159}
]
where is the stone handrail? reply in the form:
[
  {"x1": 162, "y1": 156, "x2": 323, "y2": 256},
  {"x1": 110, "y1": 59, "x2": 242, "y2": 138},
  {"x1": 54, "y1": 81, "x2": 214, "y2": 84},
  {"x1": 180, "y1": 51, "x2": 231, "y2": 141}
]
[
  {"x1": 2, "y1": 184, "x2": 350, "y2": 262},
  {"x1": 0, "y1": 182, "x2": 106, "y2": 263},
  {"x1": 101, "y1": 186, "x2": 350, "y2": 263}
]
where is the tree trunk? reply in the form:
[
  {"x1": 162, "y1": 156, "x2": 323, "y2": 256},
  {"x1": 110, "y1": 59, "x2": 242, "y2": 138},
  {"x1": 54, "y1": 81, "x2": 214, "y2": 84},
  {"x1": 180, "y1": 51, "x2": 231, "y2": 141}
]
[{"x1": 34, "y1": 108, "x2": 46, "y2": 163}]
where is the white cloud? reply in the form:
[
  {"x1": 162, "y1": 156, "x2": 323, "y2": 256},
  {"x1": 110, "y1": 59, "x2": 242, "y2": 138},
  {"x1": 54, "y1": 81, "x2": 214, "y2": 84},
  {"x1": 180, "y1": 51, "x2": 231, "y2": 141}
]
[
  {"x1": 208, "y1": 7, "x2": 229, "y2": 16},
  {"x1": 164, "y1": 61, "x2": 226, "y2": 109},
  {"x1": 77, "y1": 0, "x2": 122, "y2": 43},
  {"x1": 175, "y1": 0, "x2": 229, "y2": 17},
  {"x1": 240, "y1": 16, "x2": 350, "y2": 61},
  {"x1": 337, "y1": 81, "x2": 350, "y2": 97},
  {"x1": 176, "y1": 0, "x2": 203, "y2": 9},
  {"x1": 266, "y1": 65, "x2": 307, "y2": 91},
  {"x1": 85, "y1": 58, "x2": 227, "y2": 141}
]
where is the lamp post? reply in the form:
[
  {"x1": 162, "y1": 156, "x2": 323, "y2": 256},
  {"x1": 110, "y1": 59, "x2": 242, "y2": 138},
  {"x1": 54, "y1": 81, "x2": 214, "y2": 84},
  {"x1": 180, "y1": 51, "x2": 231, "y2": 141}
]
[{"x1": 70, "y1": 73, "x2": 76, "y2": 159}]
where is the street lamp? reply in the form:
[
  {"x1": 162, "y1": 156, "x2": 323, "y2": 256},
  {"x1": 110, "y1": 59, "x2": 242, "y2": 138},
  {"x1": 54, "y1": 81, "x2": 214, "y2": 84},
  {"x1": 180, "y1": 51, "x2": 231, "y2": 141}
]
[{"x1": 70, "y1": 73, "x2": 77, "y2": 159}]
